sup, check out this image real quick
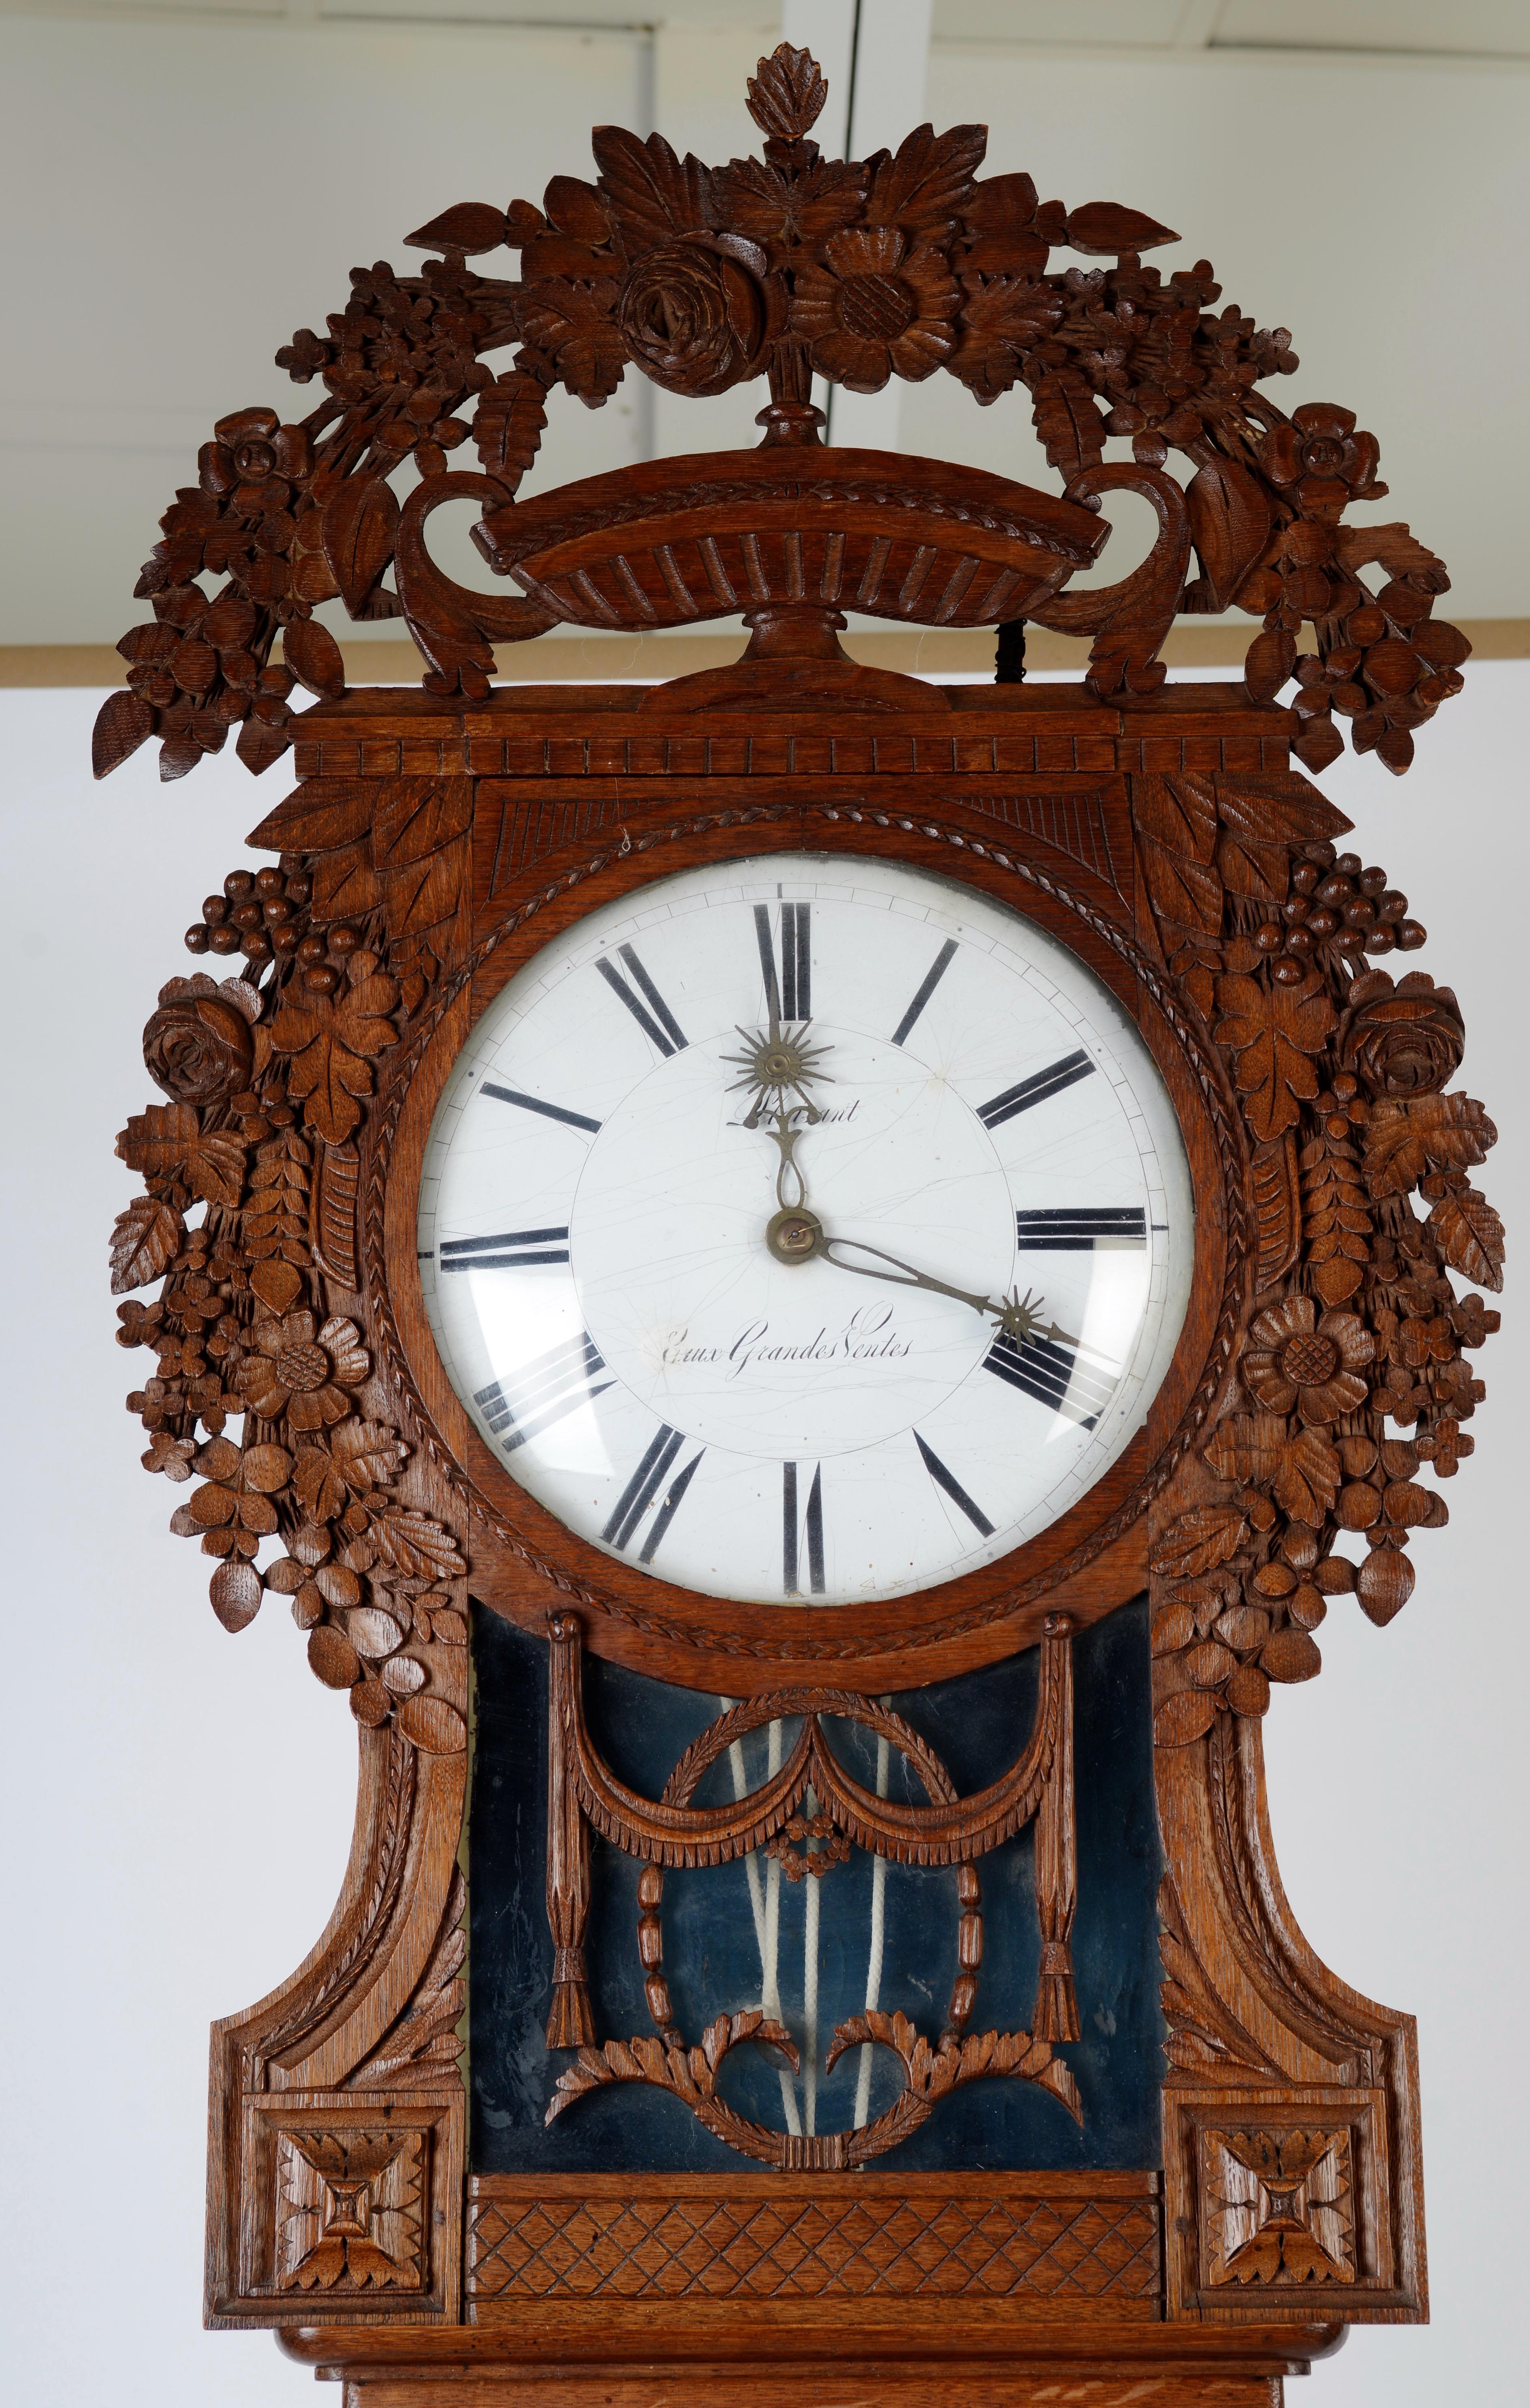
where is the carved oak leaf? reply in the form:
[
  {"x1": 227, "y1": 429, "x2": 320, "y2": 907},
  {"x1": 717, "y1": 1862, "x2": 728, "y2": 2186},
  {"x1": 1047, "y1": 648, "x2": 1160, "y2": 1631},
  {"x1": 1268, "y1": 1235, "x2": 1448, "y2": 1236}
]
[
  {"x1": 1363, "y1": 1093, "x2": 1497, "y2": 1197},
  {"x1": 518, "y1": 279, "x2": 625, "y2": 401},
  {"x1": 293, "y1": 1443, "x2": 347, "y2": 1526},
  {"x1": 1428, "y1": 1184, "x2": 1506, "y2": 1291},
  {"x1": 116, "y1": 1101, "x2": 246, "y2": 1207},
  {"x1": 1151, "y1": 1504, "x2": 1249, "y2": 1580},
  {"x1": 270, "y1": 967, "x2": 400, "y2": 1147},
  {"x1": 109, "y1": 1194, "x2": 185, "y2": 1293},
  {"x1": 1213, "y1": 972, "x2": 1335, "y2": 1143}
]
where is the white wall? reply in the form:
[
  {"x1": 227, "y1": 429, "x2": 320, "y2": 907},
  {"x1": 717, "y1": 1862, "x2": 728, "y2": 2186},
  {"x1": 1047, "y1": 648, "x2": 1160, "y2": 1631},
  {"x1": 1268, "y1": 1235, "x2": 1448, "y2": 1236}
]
[
  {"x1": 1, "y1": 14, "x2": 1527, "y2": 639},
  {"x1": 1, "y1": 668, "x2": 1524, "y2": 2408}
]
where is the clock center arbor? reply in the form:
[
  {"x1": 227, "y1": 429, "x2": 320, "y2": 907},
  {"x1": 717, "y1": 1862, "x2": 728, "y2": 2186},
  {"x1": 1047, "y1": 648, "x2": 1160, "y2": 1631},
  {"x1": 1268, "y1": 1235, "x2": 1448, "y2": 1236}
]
[{"x1": 98, "y1": 44, "x2": 1499, "y2": 2408}]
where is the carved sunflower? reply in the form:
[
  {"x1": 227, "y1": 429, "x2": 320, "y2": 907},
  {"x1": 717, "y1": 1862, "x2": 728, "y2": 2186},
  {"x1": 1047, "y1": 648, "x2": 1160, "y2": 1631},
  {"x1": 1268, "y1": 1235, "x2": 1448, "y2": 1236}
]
[
  {"x1": 791, "y1": 227, "x2": 959, "y2": 392},
  {"x1": 239, "y1": 1309, "x2": 370, "y2": 1430},
  {"x1": 1243, "y1": 1296, "x2": 1374, "y2": 1426}
]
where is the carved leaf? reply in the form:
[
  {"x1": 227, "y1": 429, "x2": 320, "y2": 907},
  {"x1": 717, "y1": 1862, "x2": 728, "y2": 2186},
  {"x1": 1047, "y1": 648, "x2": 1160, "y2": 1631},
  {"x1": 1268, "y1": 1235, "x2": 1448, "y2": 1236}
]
[
  {"x1": 593, "y1": 126, "x2": 713, "y2": 247},
  {"x1": 1151, "y1": 1504, "x2": 1248, "y2": 1579},
  {"x1": 116, "y1": 1102, "x2": 245, "y2": 1207},
  {"x1": 283, "y1": 617, "x2": 346, "y2": 701},
  {"x1": 865, "y1": 121, "x2": 987, "y2": 230},
  {"x1": 1204, "y1": 1412, "x2": 1285, "y2": 1490},
  {"x1": 374, "y1": 777, "x2": 473, "y2": 939},
  {"x1": 1135, "y1": 772, "x2": 1223, "y2": 938},
  {"x1": 1429, "y1": 1185, "x2": 1506, "y2": 1290},
  {"x1": 950, "y1": 276, "x2": 1063, "y2": 402},
  {"x1": 1064, "y1": 201, "x2": 1178, "y2": 255},
  {"x1": 109, "y1": 1194, "x2": 184, "y2": 1293},
  {"x1": 321, "y1": 478, "x2": 400, "y2": 615},
  {"x1": 332, "y1": 1420, "x2": 409, "y2": 1493},
  {"x1": 1272, "y1": 1428, "x2": 1342, "y2": 1525},
  {"x1": 1251, "y1": 1135, "x2": 1302, "y2": 1292},
  {"x1": 1153, "y1": 1689, "x2": 1218, "y2": 1747},
  {"x1": 248, "y1": 777, "x2": 378, "y2": 856},
  {"x1": 744, "y1": 43, "x2": 828, "y2": 141},
  {"x1": 1029, "y1": 365, "x2": 1106, "y2": 481},
  {"x1": 93, "y1": 688, "x2": 155, "y2": 779},
  {"x1": 404, "y1": 201, "x2": 510, "y2": 255},
  {"x1": 309, "y1": 841, "x2": 383, "y2": 925},
  {"x1": 366, "y1": 1507, "x2": 467, "y2": 1581},
  {"x1": 1213, "y1": 973, "x2": 1335, "y2": 1144},
  {"x1": 397, "y1": 1695, "x2": 467, "y2": 1754},
  {"x1": 311, "y1": 1141, "x2": 360, "y2": 1289},
  {"x1": 1186, "y1": 456, "x2": 1275, "y2": 612},
  {"x1": 1364, "y1": 1093, "x2": 1497, "y2": 1196},
  {"x1": 293, "y1": 1444, "x2": 346, "y2": 1526}
]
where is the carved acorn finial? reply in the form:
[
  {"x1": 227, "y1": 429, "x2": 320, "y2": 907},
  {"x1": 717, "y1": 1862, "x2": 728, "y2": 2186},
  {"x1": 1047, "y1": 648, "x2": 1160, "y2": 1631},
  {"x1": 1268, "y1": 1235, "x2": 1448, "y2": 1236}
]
[{"x1": 746, "y1": 43, "x2": 829, "y2": 146}]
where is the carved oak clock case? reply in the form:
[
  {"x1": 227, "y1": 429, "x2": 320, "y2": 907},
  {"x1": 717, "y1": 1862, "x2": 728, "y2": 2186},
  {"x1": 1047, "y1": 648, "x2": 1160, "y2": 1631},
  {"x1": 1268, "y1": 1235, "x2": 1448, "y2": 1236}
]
[{"x1": 99, "y1": 45, "x2": 1502, "y2": 2408}]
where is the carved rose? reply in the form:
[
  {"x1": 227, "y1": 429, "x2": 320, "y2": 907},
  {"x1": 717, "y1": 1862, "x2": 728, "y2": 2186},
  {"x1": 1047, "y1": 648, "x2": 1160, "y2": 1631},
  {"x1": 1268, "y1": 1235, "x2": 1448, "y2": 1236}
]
[
  {"x1": 239, "y1": 1309, "x2": 370, "y2": 1430},
  {"x1": 1336, "y1": 969, "x2": 1464, "y2": 1096},
  {"x1": 618, "y1": 244, "x2": 768, "y2": 397},
  {"x1": 143, "y1": 974, "x2": 260, "y2": 1105},
  {"x1": 1243, "y1": 1296, "x2": 1374, "y2": 1426},
  {"x1": 792, "y1": 227, "x2": 959, "y2": 392}
]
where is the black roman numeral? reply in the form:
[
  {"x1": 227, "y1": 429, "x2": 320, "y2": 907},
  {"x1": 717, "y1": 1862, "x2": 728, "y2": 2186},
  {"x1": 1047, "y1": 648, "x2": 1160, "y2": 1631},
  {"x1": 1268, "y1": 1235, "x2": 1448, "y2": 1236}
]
[
  {"x1": 977, "y1": 1049, "x2": 1094, "y2": 1130},
  {"x1": 596, "y1": 944, "x2": 687, "y2": 1056},
  {"x1": 439, "y1": 1226, "x2": 570, "y2": 1270},
  {"x1": 891, "y1": 937, "x2": 957, "y2": 1046},
  {"x1": 783, "y1": 1460, "x2": 825, "y2": 1596},
  {"x1": 1014, "y1": 1206, "x2": 1147, "y2": 1252},
  {"x1": 481, "y1": 1083, "x2": 601, "y2": 1135},
  {"x1": 474, "y1": 1331, "x2": 612, "y2": 1453},
  {"x1": 601, "y1": 1425, "x2": 705, "y2": 1562},
  {"x1": 913, "y1": 1432, "x2": 994, "y2": 1537},
  {"x1": 982, "y1": 1329, "x2": 1117, "y2": 1430},
  {"x1": 754, "y1": 901, "x2": 811, "y2": 1021}
]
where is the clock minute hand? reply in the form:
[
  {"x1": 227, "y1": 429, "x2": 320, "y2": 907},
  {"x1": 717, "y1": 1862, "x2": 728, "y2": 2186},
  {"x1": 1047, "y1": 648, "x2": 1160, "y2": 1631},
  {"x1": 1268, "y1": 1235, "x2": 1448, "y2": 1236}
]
[{"x1": 818, "y1": 1236, "x2": 1090, "y2": 1356}]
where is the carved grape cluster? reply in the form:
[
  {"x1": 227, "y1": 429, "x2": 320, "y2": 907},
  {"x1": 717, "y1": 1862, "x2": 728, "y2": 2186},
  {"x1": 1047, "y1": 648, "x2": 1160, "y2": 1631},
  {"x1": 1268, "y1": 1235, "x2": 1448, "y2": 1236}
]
[{"x1": 92, "y1": 41, "x2": 1467, "y2": 775}]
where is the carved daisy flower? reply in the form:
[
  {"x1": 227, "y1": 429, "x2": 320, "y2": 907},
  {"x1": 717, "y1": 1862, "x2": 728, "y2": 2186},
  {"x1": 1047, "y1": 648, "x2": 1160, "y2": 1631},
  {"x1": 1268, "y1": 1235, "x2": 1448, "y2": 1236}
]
[
  {"x1": 1244, "y1": 1296, "x2": 1373, "y2": 1426},
  {"x1": 238, "y1": 1309, "x2": 369, "y2": 1430},
  {"x1": 791, "y1": 226, "x2": 959, "y2": 393}
]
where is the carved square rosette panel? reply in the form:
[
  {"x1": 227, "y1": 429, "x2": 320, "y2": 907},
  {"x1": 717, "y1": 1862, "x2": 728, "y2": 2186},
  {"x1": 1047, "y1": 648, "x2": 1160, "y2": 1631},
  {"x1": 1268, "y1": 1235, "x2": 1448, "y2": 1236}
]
[{"x1": 97, "y1": 33, "x2": 1499, "y2": 2401}]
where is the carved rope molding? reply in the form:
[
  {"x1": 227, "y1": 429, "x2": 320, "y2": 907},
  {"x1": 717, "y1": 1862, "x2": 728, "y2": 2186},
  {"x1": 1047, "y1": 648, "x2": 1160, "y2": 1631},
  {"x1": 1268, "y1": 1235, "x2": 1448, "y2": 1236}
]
[{"x1": 90, "y1": 41, "x2": 1467, "y2": 788}]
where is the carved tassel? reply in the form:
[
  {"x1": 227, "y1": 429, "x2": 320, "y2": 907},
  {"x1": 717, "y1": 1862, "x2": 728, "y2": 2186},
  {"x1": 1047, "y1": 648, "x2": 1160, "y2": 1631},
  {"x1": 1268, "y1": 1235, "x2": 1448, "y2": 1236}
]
[
  {"x1": 545, "y1": 1614, "x2": 596, "y2": 2049},
  {"x1": 1031, "y1": 1617, "x2": 1080, "y2": 2043}
]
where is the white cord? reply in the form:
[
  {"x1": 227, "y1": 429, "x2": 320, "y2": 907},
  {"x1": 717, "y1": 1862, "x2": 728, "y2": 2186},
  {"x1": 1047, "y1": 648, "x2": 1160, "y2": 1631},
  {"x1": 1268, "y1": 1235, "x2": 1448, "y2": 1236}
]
[
  {"x1": 803, "y1": 1798, "x2": 820, "y2": 2138},
  {"x1": 853, "y1": 1725, "x2": 891, "y2": 2128}
]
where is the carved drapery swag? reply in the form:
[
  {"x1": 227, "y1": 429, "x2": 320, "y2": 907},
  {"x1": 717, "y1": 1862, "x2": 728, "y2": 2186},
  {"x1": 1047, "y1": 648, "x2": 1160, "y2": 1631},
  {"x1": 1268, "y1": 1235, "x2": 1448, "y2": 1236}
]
[{"x1": 539, "y1": 1615, "x2": 1082, "y2": 2169}]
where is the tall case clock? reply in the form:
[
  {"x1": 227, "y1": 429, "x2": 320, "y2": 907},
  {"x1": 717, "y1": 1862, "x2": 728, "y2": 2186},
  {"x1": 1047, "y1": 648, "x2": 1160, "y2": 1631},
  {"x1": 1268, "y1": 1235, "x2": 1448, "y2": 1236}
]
[{"x1": 99, "y1": 45, "x2": 1502, "y2": 2408}]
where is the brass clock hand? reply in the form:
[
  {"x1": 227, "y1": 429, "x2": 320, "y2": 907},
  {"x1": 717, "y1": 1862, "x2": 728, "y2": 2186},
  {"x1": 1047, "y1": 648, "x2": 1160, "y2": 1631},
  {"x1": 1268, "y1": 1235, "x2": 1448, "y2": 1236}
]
[
  {"x1": 723, "y1": 1011, "x2": 835, "y2": 1263},
  {"x1": 817, "y1": 1235, "x2": 1096, "y2": 1359}
]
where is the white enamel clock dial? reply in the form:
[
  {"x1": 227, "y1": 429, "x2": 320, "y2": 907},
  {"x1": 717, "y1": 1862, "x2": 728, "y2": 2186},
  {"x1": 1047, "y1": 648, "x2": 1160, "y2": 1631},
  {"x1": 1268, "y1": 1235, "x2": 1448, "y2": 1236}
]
[{"x1": 418, "y1": 854, "x2": 1194, "y2": 1606}]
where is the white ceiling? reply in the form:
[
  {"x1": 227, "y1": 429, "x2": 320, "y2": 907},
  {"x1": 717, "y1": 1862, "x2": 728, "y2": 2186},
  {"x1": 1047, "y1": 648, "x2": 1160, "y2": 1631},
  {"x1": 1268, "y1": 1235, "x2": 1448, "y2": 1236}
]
[{"x1": 8, "y1": 0, "x2": 1530, "y2": 53}]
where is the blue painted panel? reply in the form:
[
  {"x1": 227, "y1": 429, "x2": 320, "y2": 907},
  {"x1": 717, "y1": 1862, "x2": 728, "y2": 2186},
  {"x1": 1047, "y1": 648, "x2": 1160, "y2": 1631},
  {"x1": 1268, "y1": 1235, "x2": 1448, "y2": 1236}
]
[{"x1": 468, "y1": 1599, "x2": 1164, "y2": 2173}]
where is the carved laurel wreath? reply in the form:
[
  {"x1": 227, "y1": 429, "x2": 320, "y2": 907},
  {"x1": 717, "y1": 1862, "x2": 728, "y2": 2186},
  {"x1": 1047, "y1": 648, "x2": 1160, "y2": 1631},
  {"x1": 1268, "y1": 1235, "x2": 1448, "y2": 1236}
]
[{"x1": 104, "y1": 45, "x2": 1501, "y2": 1770}]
